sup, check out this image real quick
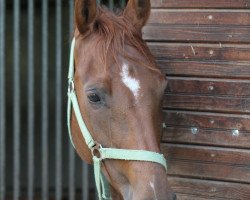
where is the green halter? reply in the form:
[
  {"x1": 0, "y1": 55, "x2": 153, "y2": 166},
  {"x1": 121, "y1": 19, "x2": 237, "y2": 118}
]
[{"x1": 67, "y1": 38, "x2": 167, "y2": 200}]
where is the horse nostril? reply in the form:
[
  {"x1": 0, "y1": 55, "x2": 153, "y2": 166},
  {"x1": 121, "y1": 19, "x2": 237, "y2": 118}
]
[{"x1": 173, "y1": 193, "x2": 177, "y2": 200}]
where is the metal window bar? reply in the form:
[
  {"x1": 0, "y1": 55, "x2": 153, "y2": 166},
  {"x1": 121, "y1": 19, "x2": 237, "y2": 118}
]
[
  {"x1": 121, "y1": 0, "x2": 126, "y2": 7},
  {"x1": 27, "y1": 0, "x2": 35, "y2": 199},
  {"x1": 68, "y1": 1, "x2": 76, "y2": 199},
  {"x1": 0, "y1": 0, "x2": 6, "y2": 199},
  {"x1": 55, "y1": 0, "x2": 62, "y2": 199},
  {"x1": 83, "y1": 164, "x2": 89, "y2": 200},
  {"x1": 109, "y1": 0, "x2": 114, "y2": 10},
  {"x1": 42, "y1": 0, "x2": 49, "y2": 199},
  {"x1": 13, "y1": 0, "x2": 21, "y2": 199}
]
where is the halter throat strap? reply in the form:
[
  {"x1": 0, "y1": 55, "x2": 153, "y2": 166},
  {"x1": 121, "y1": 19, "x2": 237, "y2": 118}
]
[{"x1": 67, "y1": 38, "x2": 167, "y2": 200}]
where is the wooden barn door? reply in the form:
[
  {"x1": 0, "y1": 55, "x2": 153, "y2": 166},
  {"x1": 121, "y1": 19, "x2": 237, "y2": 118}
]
[{"x1": 145, "y1": 1, "x2": 250, "y2": 199}]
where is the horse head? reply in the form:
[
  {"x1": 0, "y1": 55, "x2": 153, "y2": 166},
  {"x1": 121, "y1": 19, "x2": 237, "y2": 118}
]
[{"x1": 69, "y1": 0, "x2": 176, "y2": 199}]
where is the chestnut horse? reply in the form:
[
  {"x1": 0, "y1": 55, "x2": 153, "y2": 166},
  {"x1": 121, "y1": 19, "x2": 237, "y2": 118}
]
[{"x1": 68, "y1": 0, "x2": 176, "y2": 199}]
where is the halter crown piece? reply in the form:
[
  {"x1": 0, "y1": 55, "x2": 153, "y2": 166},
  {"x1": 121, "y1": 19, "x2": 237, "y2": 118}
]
[{"x1": 67, "y1": 38, "x2": 168, "y2": 200}]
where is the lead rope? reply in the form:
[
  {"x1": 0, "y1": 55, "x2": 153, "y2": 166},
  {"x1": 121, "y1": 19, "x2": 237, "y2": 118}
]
[
  {"x1": 94, "y1": 157, "x2": 112, "y2": 199},
  {"x1": 67, "y1": 38, "x2": 167, "y2": 200}
]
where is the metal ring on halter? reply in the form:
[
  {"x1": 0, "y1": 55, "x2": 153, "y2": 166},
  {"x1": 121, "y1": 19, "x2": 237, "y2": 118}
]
[
  {"x1": 68, "y1": 80, "x2": 75, "y2": 94},
  {"x1": 91, "y1": 142, "x2": 103, "y2": 159}
]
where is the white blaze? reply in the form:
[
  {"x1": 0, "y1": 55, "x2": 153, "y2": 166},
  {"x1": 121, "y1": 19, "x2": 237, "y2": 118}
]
[{"x1": 120, "y1": 63, "x2": 140, "y2": 100}]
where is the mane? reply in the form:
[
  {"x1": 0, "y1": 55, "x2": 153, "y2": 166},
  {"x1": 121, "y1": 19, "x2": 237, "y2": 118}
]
[{"x1": 78, "y1": 7, "x2": 160, "y2": 73}]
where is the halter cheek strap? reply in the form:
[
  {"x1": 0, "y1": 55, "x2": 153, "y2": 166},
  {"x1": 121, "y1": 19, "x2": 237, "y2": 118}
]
[{"x1": 67, "y1": 38, "x2": 167, "y2": 200}]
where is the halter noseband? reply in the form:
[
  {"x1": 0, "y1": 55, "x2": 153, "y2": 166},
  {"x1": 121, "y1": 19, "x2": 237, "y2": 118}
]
[{"x1": 67, "y1": 38, "x2": 167, "y2": 200}]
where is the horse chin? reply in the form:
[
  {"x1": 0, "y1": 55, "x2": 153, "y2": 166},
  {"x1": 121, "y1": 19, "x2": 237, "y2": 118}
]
[
  {"x1": 116, "y1": 183, "x2": 176, "y2": 200},
  {"x1": 106, "y1": 162, "x2": 176, "y2": 200},
  {"x1": 120, "y1": 189, "x2": 177, "y2": 200},
  {"x1": 120, "y1": 185, "x2": 133, "y2": 200}
]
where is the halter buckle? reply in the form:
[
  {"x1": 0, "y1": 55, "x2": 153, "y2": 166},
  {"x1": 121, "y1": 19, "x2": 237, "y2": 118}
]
[
  {"x1": 91, "y1": 142, "x2": 103, "y2": 159},
  {"x1": 68, "y1": 80, "x2": 75, "y2": 94}
]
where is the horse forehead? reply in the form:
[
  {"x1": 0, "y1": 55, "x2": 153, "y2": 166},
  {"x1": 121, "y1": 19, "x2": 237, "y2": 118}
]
[
  {"x1": 120, "y1": 63, "x2": 141, "y2": 101},
  {"x1": 114, "y1": 62, "x2": 162, "y2": 104},
  {"x1": 117, "y1": 62, "x2": 160, "y2": 85}
]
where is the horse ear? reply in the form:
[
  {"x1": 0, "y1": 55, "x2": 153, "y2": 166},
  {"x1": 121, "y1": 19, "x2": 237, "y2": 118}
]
[
  {"x1": 75, "y1": 0, "x2": 97, "y2": 34},
  {"x1": 124, "y1": 0, "x2": 151, "y2": 31}
]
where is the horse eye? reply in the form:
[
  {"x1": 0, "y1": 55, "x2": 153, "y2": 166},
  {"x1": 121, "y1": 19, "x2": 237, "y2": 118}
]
[{"x1": 87, "y1": 93, "x2": 101, "y2": 103}]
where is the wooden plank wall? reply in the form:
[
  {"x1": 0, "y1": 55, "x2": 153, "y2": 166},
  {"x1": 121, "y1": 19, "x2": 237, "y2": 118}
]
[{"x1": 145, "y1": 1, "x2": 250, "y2": 199}]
